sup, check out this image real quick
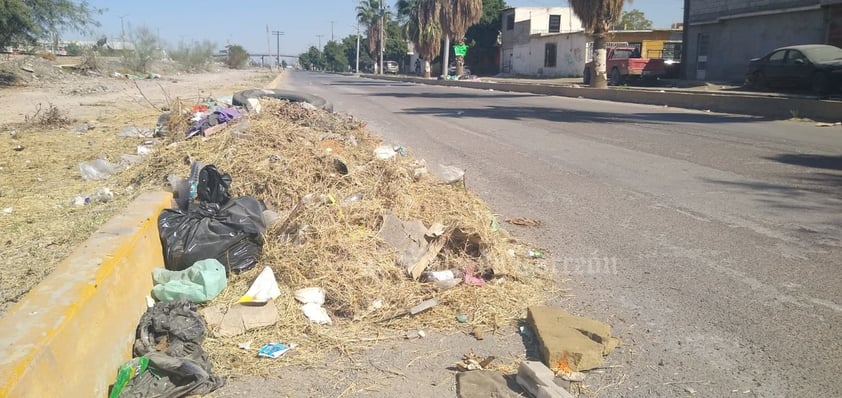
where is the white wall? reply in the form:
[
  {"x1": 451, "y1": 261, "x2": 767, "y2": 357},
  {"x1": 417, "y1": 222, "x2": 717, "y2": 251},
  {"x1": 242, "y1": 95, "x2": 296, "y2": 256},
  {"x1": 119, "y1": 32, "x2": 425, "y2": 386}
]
[
  {"x1": 510, "y1": 32, "x2": 587, "y2": 77},
  {"x1": 515, "y1": 7, "x2": 583, "y2": 35}
]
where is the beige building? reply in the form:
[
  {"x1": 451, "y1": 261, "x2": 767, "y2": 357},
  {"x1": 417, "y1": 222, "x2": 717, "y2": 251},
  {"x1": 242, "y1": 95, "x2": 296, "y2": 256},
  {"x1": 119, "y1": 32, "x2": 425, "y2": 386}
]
[{"x1": 499, "y1": 7, "x2": 587, "y2": 77}]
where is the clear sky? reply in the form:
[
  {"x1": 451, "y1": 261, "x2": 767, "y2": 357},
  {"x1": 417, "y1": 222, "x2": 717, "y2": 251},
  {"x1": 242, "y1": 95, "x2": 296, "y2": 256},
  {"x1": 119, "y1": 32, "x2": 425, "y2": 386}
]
[{"x1": 70, "y1": 1, "x2": 683, "y2": 56}]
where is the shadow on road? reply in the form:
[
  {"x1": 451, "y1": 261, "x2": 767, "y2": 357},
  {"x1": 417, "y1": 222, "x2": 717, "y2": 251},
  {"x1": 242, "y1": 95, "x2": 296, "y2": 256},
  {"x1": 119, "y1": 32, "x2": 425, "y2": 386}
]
[
  {"x1": 400, "y1": 105, "x2": 768, "y2": 125},
  {"x1": 366, "y1": 91, "x2": 533, "y2": 99},
  {"x1": 326, "y1": 79, "x2": 414, "y2": 87},
  {"x1": 764, "y1": 154, "x2": 842, "y2": 171}
]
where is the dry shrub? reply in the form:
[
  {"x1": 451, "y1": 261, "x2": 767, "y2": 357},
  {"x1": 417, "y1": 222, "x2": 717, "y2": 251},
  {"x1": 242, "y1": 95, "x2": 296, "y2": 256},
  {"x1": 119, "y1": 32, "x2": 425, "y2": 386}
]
[
  {"x1": 37, "y1": 51, "x2": 56, "y2": 61},
  {"x1": 125, "y1": 99, "x2": 558, "y2": 375},
  {"x1": 25, "y1": 102, "x2": 70, "y2": 127}
]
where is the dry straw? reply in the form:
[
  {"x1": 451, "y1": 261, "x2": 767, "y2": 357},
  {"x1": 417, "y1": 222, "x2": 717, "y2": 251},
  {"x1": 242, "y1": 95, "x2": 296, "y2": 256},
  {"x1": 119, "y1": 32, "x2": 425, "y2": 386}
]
[{"x1": 126, "y1": 99, "x2": 559, "y2": 376}]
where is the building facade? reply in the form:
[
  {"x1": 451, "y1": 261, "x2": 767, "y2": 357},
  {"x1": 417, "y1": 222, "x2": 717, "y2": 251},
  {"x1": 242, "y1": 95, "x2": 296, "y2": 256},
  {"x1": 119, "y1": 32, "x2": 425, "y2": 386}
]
[
  {"x1": 499, "y1": 7, "x2": 587, "y2": 77},
  {"x1": 684, "y1": 0, "x2": 842, "y2": 82}
]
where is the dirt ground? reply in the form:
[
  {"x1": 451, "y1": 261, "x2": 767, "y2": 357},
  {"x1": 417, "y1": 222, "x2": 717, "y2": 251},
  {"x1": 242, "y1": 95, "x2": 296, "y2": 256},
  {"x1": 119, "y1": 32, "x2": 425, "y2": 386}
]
[{"x1": 0, "y1": 54, "x2": 276, "y2": 313}]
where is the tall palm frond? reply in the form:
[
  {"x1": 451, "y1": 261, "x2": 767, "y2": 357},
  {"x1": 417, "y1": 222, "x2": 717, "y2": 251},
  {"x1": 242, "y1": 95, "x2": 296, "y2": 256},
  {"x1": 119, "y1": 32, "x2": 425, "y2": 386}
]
[{"x1": 405, "y1": 0, "x2": 442, "y2": 78}]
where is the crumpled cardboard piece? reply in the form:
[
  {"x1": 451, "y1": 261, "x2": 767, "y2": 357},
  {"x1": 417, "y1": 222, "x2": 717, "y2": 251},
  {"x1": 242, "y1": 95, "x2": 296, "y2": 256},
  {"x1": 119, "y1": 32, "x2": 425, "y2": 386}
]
[
  {"x1": 378, "y1": 212, "x2": 445, "y2": 280},
  {"x1": 216, "y1": 303, "x2": 280, "y2": 337}
]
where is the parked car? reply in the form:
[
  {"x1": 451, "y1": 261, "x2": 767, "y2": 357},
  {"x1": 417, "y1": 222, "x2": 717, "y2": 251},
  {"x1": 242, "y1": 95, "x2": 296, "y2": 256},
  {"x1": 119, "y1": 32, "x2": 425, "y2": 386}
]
[
  {"x1": 583, "y1": 46, "x2": 666, "y2": 86},
  {"x1": 384, "y1": 60, "x2": 399, "y2": 74},
  {"x1": 745, "y1": 44, "x2": 842, "y2": 94}
]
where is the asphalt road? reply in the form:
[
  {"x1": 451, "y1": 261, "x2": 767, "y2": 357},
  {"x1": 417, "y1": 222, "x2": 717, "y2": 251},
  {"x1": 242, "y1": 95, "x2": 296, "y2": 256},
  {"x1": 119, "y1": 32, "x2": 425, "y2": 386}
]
[{"x1": 280, "y1": 71, "x2": 842, "y2": 397}]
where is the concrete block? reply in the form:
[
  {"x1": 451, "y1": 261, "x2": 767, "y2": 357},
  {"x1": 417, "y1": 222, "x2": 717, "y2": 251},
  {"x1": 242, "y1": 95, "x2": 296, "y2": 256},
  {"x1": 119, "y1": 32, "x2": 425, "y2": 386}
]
[
  {"x1": 527, "y1": 306, "x2": 621, "y2": 372},
  {"x1": 516, "y1": 360, "x2": 574, "y2": 398},
  {"x1": 456, "y1": 370, "x2": 520, "y2": 398},
  {"x1": 0, "y1": 191, "x2": 173, "y2": 398}
]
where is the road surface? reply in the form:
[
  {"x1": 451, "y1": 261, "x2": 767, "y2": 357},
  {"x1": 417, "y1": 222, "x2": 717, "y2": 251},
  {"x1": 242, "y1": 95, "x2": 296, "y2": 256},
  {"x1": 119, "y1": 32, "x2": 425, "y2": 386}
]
[{"x1": 259, "y1": 72, "x2": 842, "y2": 397}]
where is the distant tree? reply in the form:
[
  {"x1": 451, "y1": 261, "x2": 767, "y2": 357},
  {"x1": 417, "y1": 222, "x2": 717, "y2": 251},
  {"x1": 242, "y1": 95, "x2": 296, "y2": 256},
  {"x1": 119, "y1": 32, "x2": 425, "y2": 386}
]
[
  {"x1": 440, "y1": 0, "x2": 483, "y2": 77},
  {"x1": 0, "y1": 0, "x2": 101, "y2": 49},
  {"x1": 298, "y1": 46, "x2": 324, "y2": 70},
  {"x1": 65, "y1": 41, "x2": 82, "y2": 56},
  {"x1": 226, "y1": 44, "x2": 248, "y2": 69},
  {"x1": 281, "y1": 59, "x2": 288, "y2": 69},
  {"x1": 384, "y1": 19, "x2": 408, "y2": 63},
  {"x1": 464, "y1": 0, "x2": 506, "y2": 75},
  {"x1": 122, "y1": 26, "x2": 161, "y2": 73},
  {"x1": 169, "y1": 39, "x2": 216, "y2": 72},
  {"x1": 357, "y1": 0, "x2": 391, "y2": 74},
  {"x1": 616, "y1": 9, "x2": 652, "y2": 30},
  {"x1": 323, "y1": 40, "x2": 349, "y2": 72},
  {"x1": 404, "y1": 0, "x2": 443, "y2": 78}
]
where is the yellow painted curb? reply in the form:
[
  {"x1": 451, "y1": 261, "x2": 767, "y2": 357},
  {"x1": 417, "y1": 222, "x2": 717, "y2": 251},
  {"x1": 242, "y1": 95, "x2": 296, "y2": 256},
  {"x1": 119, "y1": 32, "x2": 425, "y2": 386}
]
[
  {"x1": 266, "y1": 71, "x2": 286, "y2": 89},
  {"x1": 0, "y1": 191, "x2": 173, "y2": 397}
]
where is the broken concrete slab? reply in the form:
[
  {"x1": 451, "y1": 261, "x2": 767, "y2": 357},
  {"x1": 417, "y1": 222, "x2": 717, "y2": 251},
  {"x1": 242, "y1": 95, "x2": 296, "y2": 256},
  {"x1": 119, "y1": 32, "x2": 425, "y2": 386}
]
[
  {"x1": 378, "y1": 212, "x2": 445, "y2": 279},
  {"x1": 200, "y1": 303, "x2": 227, "y2": 330},
  {"x1": 217, "y1": 303, "x2": 280, "y2": 337},
  {"x1": 456, "y1": 371, "x2": 520, "y2": 398},
  {"x1": 516, "y1": 361, "x2": 574, "y2": 398},
  {"x1": 527, "y1": 306, "x2": 620, "y2": 372}
]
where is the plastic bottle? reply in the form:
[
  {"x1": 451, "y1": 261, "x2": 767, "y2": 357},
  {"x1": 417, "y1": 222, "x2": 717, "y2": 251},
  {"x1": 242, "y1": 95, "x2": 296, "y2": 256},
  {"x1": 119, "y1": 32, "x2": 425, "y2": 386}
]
[
  {"x1": 109, "y1": 356, "x2": 149, "y2": 398},
  {"x1": 420, "y1": 268, "x2": 465, "y2": 283}
]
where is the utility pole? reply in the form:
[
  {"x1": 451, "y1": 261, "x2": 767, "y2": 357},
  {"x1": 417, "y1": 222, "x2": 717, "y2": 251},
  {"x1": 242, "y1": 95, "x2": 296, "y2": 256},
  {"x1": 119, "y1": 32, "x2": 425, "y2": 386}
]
[
  {"x1": 119, "y1": 14, "x2": 129, "y2": 41},
  {"x1": 355, "y1": 22, "x2": 360, "y2": 73},
  {"x1": 272, "y1": 30, "x2": 284, "y2": 68},
  {"x1": 331, "y1": 21, "x2": 335, "y2": 42},
  {"x1": 316, "y1": 34, "x2": 324, "y2": 49}
]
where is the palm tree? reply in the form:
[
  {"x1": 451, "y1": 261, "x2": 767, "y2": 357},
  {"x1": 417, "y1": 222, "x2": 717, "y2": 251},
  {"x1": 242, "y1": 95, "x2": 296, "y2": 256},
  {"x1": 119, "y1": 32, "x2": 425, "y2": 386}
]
[
  {"x1": 404, "y1": 0, "x2": 443, "y2": 78},
  {"x1": 570, "y1": 0, "x2": 627, "y2": 88},
  {"x1": 440, "y1": 0, "x2": 483, "y2": 77},
  {"x1": 356, "y1": 0, "x2": 390, "y2": 74}
]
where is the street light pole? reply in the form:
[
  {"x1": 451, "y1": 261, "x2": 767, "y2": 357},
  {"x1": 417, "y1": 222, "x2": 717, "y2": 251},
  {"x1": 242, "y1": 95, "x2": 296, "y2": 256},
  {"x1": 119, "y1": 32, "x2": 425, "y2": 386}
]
[
  {"x1": 379, "y1": 0, "x2": 384, "y2": 75},
  {"x1": 331, "y1": 21, "x2": 335, "y2": 42},
  {"x1": 356, "y1": 22, "x2": 360, "y2": 73},
  {"x1": 316, "y1": 34, "x2": 323, "y2": 49}
]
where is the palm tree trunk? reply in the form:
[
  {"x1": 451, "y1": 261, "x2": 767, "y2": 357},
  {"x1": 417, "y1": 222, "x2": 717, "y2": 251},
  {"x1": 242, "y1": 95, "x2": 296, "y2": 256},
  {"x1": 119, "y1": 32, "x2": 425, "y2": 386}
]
[
  {"x1": 379, "y1": 12, "x2": 385, "y2": 75},
  {"x1": 455, "y1": 38, "x2": 465, "y2": 77},
  {"x1": 442, "y1": 35, "x2": 450, "y2": 77},
  {"x1": 592, "y1": 30, "x2": 608, "y2": 88},
  {"x1": 423, "y1": 58, "x2": 431, "y2": 78}
]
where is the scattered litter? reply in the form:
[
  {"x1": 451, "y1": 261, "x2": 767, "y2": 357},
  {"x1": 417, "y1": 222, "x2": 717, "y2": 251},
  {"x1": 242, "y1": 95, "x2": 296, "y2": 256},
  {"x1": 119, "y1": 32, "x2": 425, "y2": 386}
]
[
  {"x1": 516, "y1": 360, "x2": 573, "y2": 398},
  {"x1": 186, "y1": 107, "x2": 242, "y2": 139},
  {"x1": 472, "y1": 326, "x2": 484, "y2": 340},
  {"x1": 436, "y1": 164, "x2": 466, "y2": 185},
  {"x1": 527, "y1": 249, "x2": 544, "y2": 259},
  {"x1": 72, "y1": 196, "x2": 90, "y2": 207},
  {"x1": 421, "y1": 268, "x2": 463, "y2": 282},
  {"x1": 378, "y1": 212, "x2": 446, "y2": 280},
  {"x1": 506, "y1": 217, "x2": 543, "y2": 227},
  {"x1": 373, "y1": 144, "x2": 397, "y2": 160},
  {"x1": 409, "y1": 298, "x2": 439, "y2": 315},
  {"x1": 405, "y1": 329, "x2": 426, "y2": 339},
  {"x1": 92, "y1": 187, "x2": 113, "y2": 203},
  {"x1": 127, "y1": 300, "x2": 224, "y2": 397},
  {"x1": 79, "y1": 158, "x2": 117, "y2": 180},
  {"x1": 258, "y1": 343, "x2": 296, "y2": 359},
  {"x1": 463, "y1": 265, "x2": 486, "y2": 287},
  {"x1": 456, "y1": 352, "x2": 495, "y2": 371},
  {"x1": 109, "y1": 357, "x2": 149, "y2": 398},
  {"x1": 13, "y1": 144, "x2": 23, "y2": 151},
  {"x1": 293, "y1": 287, "x2": 325, "y2": 306},
  {"x1": 685, "y1": 386, "x2": 698, "y2": 395},
  {"x1": 20, "y1": 65, "x2": 34, "y2": 73},
  {"x1": 73, "y1": 123, "x2": 89, "y2": 133},
  {"x1": 151, "y1": 259, "x2": 227, "y2": 303},
  {"x1": 239, "y1": 267, "x2": 282, "y2": 304},
  {"x1": 2, "y1": 207, "x2": 13, "y2": 215},
  {"x1": 456, "y1": 314, "x2": 469, "y2": 323},
  {"x1": 136, "y1": 143, "x2": 154, "y2": 155},
  {"x1": 301, "y1": 303, "x2": 332, "y2": 325},
  {"x1": 238, "y1": 341, "x2": 253, "y2": 350},
  {"x1": 145, "y1": 296, "x2": 155, "y2": 308},
  {"x1": 217, "y1": 302, "x2": 281, "y2": 337},
  {"x1": 815, "y1": 122, "x2": 841, "y2": 127}
]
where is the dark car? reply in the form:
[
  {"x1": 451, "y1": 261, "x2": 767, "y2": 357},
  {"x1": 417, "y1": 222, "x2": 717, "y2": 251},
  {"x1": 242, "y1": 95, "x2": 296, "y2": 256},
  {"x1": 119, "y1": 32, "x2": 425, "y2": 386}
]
[{"x1": 745, "y1": 44, "x2": 842, "y2": 94}]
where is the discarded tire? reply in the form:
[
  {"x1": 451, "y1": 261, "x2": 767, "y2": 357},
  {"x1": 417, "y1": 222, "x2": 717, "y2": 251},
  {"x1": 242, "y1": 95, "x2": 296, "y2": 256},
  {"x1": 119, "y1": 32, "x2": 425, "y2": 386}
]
[{"x1": 233, "y1": 89, "x2": 333, "y2": 112}]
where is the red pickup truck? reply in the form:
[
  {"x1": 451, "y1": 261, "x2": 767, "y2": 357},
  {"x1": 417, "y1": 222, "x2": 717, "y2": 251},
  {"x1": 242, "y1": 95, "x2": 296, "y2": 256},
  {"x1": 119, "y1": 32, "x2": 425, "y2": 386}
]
[{"x1": 583, "y1": 46, "x2": 666, "y2": 86}]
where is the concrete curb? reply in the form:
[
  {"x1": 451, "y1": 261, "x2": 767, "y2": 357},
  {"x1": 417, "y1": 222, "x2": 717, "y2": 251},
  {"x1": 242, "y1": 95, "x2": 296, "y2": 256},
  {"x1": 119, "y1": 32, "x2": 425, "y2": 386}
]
[
  {"x1": 0, "y1": 191, "x2": 173, "y2": 397},
  {"x1": 367, "y1": 75, "x2": 842, "y2": 122}
]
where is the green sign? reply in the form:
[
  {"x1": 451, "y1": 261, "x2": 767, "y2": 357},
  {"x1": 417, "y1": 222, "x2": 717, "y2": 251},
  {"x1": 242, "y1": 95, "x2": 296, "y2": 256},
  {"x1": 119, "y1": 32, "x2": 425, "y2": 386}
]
[{"x1": 453, "y1": 44, "x2": 467, "y2": 57}]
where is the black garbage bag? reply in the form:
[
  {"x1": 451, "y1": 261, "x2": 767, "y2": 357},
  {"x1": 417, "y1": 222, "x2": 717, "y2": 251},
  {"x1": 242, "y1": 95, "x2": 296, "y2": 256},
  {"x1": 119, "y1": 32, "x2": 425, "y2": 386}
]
[
  {"x1": 121, "y1": 300, "x2": 224, "y2": 398},
  {"x1": 196, "y1": 164, "x2": 231, "y2": 205},
  {"x1": 158, "y1": 196, "x2": 267, "y2": 273}
]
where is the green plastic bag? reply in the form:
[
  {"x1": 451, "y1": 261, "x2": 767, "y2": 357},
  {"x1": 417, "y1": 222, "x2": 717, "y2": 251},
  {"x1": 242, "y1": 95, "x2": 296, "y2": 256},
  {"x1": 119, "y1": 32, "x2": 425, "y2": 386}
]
[{"x1": 152, "y1": 259, "x2": 227, "y2": 303}]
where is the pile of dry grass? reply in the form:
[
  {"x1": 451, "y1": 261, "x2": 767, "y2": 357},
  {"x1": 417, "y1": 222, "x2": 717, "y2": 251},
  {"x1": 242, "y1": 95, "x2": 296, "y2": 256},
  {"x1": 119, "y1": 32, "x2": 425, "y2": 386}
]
[{"x1": 126, "y1": 99, "x2": 558, "y2": 375}]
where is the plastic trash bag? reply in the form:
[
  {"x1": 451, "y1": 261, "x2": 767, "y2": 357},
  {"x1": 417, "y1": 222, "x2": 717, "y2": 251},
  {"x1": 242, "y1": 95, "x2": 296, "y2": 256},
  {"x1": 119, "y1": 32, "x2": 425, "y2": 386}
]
[
  {"x1": 158, "y1": 197, "x2": 267, "y2": 274},
  {"x1": 125, "y1": 300, "x2": 224, "y2": 398},
  {"x1": 79, "y1": 158, "x2": 118, "y2": 180},
  {"x1": 152, "y1": 259, "x2": 227, "y2": 303}
]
